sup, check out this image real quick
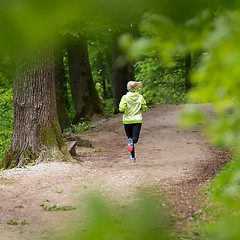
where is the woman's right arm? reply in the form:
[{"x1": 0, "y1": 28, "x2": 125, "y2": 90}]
[{"x1": 119, "y1": 96, "x2": 127, "y2": 112}]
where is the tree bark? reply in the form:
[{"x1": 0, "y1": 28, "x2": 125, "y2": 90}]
[
  {"x1": 111, "y1": 33, "x2": 135, "y2": 114},
  {"x1": 0, "y1": 43, "x2": 69, "y2": 169},
  {"x1": 66, "y1": 34, "x2": 103, "y2": 124},
  {"x1": 54, "y1": 42, "x2": 71, "y2": 131},
  {"x1": 185, "y1": 53, "x2": 192, "y2": 92}
]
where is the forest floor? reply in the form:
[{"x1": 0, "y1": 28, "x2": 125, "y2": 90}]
[{"x1": 0, "y1": 104, "x2": 231, "y2": 240}]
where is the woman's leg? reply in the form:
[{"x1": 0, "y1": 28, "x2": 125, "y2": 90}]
[
  {"x1": 132, "y1": 123, "x2": 142, "y2": 144},
  {"x1": 124, "y1": 124, "x2": 134, "y2": 152},
  {"x1": 124, "y1": 124, "x2": 133, "y2": 139},
  {"x1": 131, "y1": 123, "x2": 142, "y2": 158},
  {"x1": 124, "y1": 123, "x2": 142, "y2": 142},
  {"x1": 124, "y1": 123, "x2": 142, "y2": 158}
]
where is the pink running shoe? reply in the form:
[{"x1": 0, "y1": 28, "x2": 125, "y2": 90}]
[{"x1": 128, "y1": 138, "x2": 133, "y2": 152}]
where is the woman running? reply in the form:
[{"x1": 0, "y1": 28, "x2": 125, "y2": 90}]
[{"x1": 119, "y1": 81, "x2": 147, "y2": 163}]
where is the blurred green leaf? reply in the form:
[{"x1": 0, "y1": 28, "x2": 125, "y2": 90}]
[{"x1": 179, "y1": 105, "x2": 208, "y2": 128}]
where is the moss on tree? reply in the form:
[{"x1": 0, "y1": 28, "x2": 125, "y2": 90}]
[
  {"x1": 0, "y1": 150, "x2": 19, "y2": 169},
  {"x1": 0, "y1": 121, "x2": 69, "y2": 169},
  {"x1": 39, "y1": 121, "x2": 66, "y2": 152}
]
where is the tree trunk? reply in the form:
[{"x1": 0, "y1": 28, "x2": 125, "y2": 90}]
[
  {"x1": 185, "y1": 53, "x2": 192, "y2": 92},
  {"x1": 0, "y1": 43, "x2": 69, "y2": 169},
  {"x1": 54, "y1": 42, "x2": 71, "y2": 131},
  {"x1": 111, "y1": 33, "x2": 135, "y2": 114},
  {"x1": 66, "y1": 34, "x2": 103, "y2": 124}
]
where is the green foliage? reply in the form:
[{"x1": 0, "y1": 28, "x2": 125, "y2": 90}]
[
  {"x1": 89, "y1": 36, "x2": 114, "y2": 115},
  {"x1": 0, "y1": 55, "x2": 13, "y2": 162},
  {"x1": 194, "y1": 158, "x2": 240, "y2": 240},
  {"x1": 72, "y1": 122, "x2": 93, "y2": 134},
  {"x1": 64, "y1": 121, "x2": 94, "y2": 135},
  {"x1": 51, "y1": 195, "x2": 173, "y2": 240},
  {"x1": 94, "y1": 80, "x2": 103, "y2": 99},
  {"x1": 102, "y1": 98, "x2": 115, "y2": 115},
  {"x1": 211, "y1": 215, "x2": 240, "y2": 240},
  {"x1": 178, "y1": 105, "x2": 208, "y2": 128},
  {"x1": 88, "y1": 26, "x2": 113, "y2": 100},
  {"x1": 207, "y1": 158, "x2": 240, "y2": 210},
  {"x1": 180, "y1": 12, "x2": 240, "y2": 153},
  {"x1": 135, "y1": 57, "x2": 187, "y2": 105},
  {"x1": 0, "y1": 87, "x2": 13, "y2": 163},
  {"x1": 63, "y1": 52, "x2": 75, "y2": 122}
]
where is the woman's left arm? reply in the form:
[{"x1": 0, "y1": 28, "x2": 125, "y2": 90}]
[{"x1": 141, "y1": 97, "x2": 147, "y2": 112}]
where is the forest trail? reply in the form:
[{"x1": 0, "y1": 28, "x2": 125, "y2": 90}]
[{"x1": 0, "y1": 105, "x2": 230, "y2": 240}]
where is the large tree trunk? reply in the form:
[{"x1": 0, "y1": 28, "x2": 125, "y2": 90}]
[
  {"x1": 54, "y1": 42, "x2": 71, "y2": 131},
  {"x1": 66, "y1": 34, "x2": 103, "y2": 124},
  {"x1": 0, "y1": 43, "x2": 69, "y2": 169},
  {"x1": 111, "y1": 33, "x2": 135, "y2": 114},
  {"x1": 185, "y1": 53, "x2": 192, "y2": 92}
]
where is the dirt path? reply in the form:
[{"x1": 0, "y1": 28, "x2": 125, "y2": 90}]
[{"x1": 0, "y1": 105, "x2": 230, "y2": 240}]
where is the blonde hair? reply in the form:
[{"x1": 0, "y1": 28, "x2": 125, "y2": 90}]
[{"x1": 128, "y1": 81, "x2": 142, "y2": 92}]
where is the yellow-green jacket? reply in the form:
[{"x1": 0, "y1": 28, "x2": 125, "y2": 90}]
[{"x1": 119, "y1": 92, "x2": 147, "y2": 124}]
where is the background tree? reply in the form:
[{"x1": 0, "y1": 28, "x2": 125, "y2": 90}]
[
  {"x1": 66, "y1": 33, "x2": 103, "y2": 124},
  {"x1": 54, "y1": 38, "x2": 72, "y2": 131}
]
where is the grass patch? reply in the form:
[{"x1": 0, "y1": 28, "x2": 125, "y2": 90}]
[
  {"x1": 7, "y1": 219, "x2": 29, "y2": 226},
  {"x1": 40, "y1": 203, "x2": 76, "y2": 211},
  {"x1": 93, "y1": 148, "x2": 107, "y2": 153}
]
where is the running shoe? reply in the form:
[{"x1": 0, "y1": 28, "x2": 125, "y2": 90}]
[
  {"x1": 128, "y1": 138, "x2": 133, "y2": 152},
  {"x1": 130, "y1": 155, "x2": 136, "y2": 163}
]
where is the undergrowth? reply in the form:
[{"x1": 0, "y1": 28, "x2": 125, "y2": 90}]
[
  {"x1": 63, "y1": 121, "x2": 94, "y2": 135},
  {"x1": 179, "y1": 156, "x2": 240, "y2": 240},
  {"x1": 72, "y1": 122, "x2": 94, "y2": 134},
  {"x1": 0, "y1": 88, "x2": 13, "y2": 163}
]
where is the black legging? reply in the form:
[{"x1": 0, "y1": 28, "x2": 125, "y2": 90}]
[{"x1": 124, "y1": 123, "x2": 142, "y2": 158}]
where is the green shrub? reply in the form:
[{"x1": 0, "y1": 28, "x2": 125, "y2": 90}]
[
  {"x1": 0, "y1": 88, "x2": 13, "y2": 162},
  {"x1": 103, "y1": 98, "x2": 115, "y2": 115},
  {"x1": 135, "y1": 57, "x2": 187, "y2": 105},
  {"x1": 72, "y1": 122, "x2": 93, "y2": 134}
]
